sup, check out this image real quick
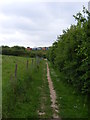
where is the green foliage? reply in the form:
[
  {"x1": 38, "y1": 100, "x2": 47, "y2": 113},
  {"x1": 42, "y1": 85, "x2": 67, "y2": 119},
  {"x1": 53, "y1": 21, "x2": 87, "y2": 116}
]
[
  {"x1": 49, "y1": 62, "x2": 88, "y2": 118},
  {"x1": 1, "y1": 45, "x2": 47, "y2": 58},
  {"x1": 2, "y1": 46, "x2": 27, "y2": 56},
  {"x1": 47, "y1": 7, "x2": 89, "y2": 94}
]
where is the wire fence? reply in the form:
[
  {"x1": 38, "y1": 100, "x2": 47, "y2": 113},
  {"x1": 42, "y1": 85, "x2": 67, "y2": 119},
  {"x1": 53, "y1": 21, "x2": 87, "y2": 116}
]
[{"x1": 9, "y1": 57, "x2": 43, "y2": 95}]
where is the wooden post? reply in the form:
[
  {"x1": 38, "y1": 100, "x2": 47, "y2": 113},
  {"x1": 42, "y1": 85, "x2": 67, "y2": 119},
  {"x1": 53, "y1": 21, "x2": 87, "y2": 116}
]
[
  {"x1": 15, "y1": 64, "x2": 17, "y2": 78},
  {"x1": 32, "y1": 59, "x2": 33, "y2": 65},
  {"x1": 27, "y1": 60, "x2": 28, "y2": 69}
]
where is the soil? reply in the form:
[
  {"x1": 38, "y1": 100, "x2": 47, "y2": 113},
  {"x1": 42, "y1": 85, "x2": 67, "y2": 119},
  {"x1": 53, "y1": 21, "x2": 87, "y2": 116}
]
[{"x1": 47, "y1": 62, "x2": 61, "y2": 119}]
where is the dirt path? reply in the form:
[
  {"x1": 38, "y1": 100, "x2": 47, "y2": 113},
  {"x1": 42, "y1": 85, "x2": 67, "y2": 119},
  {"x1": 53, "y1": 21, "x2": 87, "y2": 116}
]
[
  {"x1": 47, "y1": 62, "x2": 61, "y2": 119},
  {"x1": 38, "y1": 62, "x2": 52, "y2": 118}
]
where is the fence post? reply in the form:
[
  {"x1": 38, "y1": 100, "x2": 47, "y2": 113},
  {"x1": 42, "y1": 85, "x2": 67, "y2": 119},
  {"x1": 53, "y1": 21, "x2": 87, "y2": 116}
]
[
  {"x1": 32, "y1": 59, "x2": 33, "y2": 65},
  {"x1": 15, "y1": 64, "x2": 17, "y2": 78},
  {"x1": 27, "y1": 60, "x2": 28, "y2": 69},
  {"x1": 36, "y1": 56, "x2": 40, "y2": 70}
]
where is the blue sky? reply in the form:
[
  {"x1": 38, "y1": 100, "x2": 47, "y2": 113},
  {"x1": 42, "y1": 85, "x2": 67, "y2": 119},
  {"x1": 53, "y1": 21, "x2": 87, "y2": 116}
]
[{"x1": 0, "y1": 0, "x2": 88, "y2": 48}]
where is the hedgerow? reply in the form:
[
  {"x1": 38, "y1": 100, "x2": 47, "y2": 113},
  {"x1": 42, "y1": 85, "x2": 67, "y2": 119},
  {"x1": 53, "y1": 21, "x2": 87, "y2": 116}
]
[{"x1": 47, "y1": 7, "x2": 90, "y2": 94}]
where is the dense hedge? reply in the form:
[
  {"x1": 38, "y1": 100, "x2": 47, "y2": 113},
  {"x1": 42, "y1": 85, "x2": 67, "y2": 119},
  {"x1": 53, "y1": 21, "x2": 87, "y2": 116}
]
[
  {"x1": 1, "y1": 46, "x2": 47, "y2": 58},
  {"x1": 47, "y1": 7, "x2": 90, "y2": 94}
]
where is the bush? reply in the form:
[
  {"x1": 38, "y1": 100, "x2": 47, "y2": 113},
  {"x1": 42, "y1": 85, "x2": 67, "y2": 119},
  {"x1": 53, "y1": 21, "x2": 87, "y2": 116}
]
[{"x1": 47, "y1": 7, "x2": 89, "y2": 94}]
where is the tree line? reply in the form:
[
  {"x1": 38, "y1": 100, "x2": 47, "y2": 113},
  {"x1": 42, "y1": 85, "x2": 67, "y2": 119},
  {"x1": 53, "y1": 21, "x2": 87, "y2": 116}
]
[
  {"x1": 47, "y1": 7, "x2": 90, "y2": 94},
  {"x1": 1, "y1": 45, "x2": 47, "y2": 58}
]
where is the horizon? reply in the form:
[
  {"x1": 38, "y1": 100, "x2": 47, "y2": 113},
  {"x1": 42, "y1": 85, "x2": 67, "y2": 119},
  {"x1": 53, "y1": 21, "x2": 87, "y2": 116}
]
[{"x1": 1, "y1": 45, "x2": 50, "y2": 48}]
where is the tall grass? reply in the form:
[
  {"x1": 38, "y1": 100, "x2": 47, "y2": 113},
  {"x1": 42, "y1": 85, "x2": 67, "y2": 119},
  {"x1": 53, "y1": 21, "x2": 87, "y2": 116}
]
[
  {"x1": 48, "y1": 62, "x2": 88, "y2": 119},
  {"x1": 2, "y1": 55, "x2": 43, "y2": 118}
]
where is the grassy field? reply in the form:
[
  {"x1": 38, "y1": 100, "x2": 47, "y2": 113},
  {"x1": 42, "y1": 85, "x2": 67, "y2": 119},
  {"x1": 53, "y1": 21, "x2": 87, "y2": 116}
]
[
  {"x1": 2, "y1": 55, "x2": 88, "y2": 119},
  {"x1": 48, "y1": 62, "x2": 88, "y2": 119},
  {"x1": 2, "y1": 55, "x2": 52, "y2": 118}
]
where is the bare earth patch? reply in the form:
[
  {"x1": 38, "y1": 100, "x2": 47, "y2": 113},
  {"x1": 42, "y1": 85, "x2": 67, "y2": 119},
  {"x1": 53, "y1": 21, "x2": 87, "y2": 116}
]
[{"x1": 47, "y1": 62, "x2": 61, "y2": 119}]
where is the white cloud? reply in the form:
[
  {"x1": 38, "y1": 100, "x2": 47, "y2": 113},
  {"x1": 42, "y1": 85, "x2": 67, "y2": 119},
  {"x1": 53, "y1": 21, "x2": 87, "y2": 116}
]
[
  {"x1": 0, "y1": 0, "x2": 89, "y2": 4},
  {"x1": 0, "y1": 1, "x2": 88, "y2": 47}
]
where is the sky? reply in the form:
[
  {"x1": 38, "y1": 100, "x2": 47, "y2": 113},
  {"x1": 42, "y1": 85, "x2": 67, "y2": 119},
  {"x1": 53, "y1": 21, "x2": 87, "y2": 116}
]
[{"x1": 0, "y1": 0, "x2": 88, "y2": 48}]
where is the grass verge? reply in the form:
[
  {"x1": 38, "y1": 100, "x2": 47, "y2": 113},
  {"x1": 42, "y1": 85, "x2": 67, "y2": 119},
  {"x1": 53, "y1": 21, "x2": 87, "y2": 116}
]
[{"x1": 48, "y1": 62, "x2": 88, "y2": 119}]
